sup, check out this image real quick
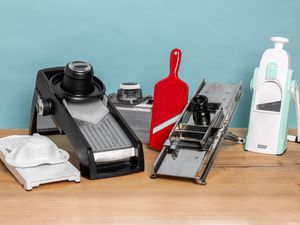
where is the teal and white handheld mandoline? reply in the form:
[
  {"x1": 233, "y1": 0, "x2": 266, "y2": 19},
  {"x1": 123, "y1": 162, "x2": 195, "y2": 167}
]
[{"x1": 245, "y1": 37, "x2": 300, "y2": 155}]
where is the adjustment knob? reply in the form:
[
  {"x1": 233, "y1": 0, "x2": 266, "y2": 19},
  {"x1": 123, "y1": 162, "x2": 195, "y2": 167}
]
[
  {"x1": 61, "y1": 61, "x2": 95, "y2": 95},
  {"x1": 36, "y1": 97, "x2": 53, "y2": 116},
  {"x1": 271, "y1": 37, "x2": 289, "y2": 49},
  {"x1": 191, "y1": 95, "x2": 211, "y2": 126},
  {"x1": 120, "y1": 82, "x2": 141, "y2": 90},
  {"x1": 117, "y1": 82, "x2": 143, "y2": 104}
]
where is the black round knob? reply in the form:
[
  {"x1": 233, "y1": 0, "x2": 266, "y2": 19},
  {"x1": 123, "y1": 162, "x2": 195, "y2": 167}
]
[
  {"x1": 117, "y1": 82, "x2": 143, "y2": 104},
  {"x1": 36, "y1": 97, "x2": 53, "y2": 116},
  {"x1": 61, "y1": 61, "x2": 95, "y2": 95},
  {"x1": 191, "y1": 95, "x2": 211, "y2": 126}
]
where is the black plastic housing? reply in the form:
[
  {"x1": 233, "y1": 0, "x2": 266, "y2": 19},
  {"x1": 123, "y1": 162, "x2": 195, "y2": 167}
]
[{"x1": 29, "y1": 66, "x2": 144, "y2": 179}]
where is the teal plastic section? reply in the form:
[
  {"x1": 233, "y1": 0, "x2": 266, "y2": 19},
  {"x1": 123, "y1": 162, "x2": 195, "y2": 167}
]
[
  {"x1": 265, "y1": 62, "x2": 278, "y2": 80},
  {"x1": 277, "y1": 70, "x2": 293, "y2": 154}
]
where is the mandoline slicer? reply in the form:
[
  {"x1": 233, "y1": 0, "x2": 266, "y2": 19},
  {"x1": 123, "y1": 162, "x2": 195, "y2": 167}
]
[
  {"x1": 108, "y1": 82, "x2": 153, "y2": 144},
  {"x1": 245, "y1": 37, "x2": 300, "y2": 155},
  {"x1": 149, "y1": 48, "x2": 189, "y2": 151},
  {"x1": 29, "y1": 61, "x2": 144, "y2": 179},
  {"x1": 0, "y1": 135, "x2": 80, "y2": 191},
  {"x1": 151, "y1": 80, "x2": 243, "y2": 184}
]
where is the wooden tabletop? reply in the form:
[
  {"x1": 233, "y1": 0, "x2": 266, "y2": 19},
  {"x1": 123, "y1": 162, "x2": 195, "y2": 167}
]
[{"x1": 0, "y1": 128, "x2": 299, "y2": 225}]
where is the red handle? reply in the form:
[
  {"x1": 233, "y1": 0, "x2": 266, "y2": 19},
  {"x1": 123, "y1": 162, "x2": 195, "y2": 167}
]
[{"x1": 169, "y1": 48, "x2": 182, "y2": 79}]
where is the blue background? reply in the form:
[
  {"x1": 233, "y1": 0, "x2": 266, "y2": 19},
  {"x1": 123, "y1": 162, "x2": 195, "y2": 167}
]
[{"x1": 0, "y1": 0, "x2": 299, "y2": 128}]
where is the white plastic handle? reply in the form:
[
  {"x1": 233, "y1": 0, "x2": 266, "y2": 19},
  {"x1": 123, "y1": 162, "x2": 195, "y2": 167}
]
[
  {"x1": 271, "y1": 37, "x2": 289, "y2": 49},
  {"x1": 120, "y1": 83, "x2": 140, "y2": 90}
]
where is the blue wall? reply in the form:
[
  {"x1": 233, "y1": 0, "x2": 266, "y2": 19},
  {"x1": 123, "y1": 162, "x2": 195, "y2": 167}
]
[{"x1": 0, "y1": 0, "x2": 299, "y2": 128}]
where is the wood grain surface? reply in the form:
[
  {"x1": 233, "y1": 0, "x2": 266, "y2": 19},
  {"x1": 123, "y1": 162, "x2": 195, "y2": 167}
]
[{"x1": 0, "y1": 128, "x2": 299, "y2": 225}]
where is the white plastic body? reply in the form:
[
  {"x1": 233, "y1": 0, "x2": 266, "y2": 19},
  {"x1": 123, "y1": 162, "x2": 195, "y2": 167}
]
[
  {"x1": 245, "y1": 37, "x2": 293, "y2": 155},
  {"x1": 4, "y1": 135, "x2": 69, "y2": 168},
  {"x1": 0, "y1": 136, "x2": 80, "y2": 190}
]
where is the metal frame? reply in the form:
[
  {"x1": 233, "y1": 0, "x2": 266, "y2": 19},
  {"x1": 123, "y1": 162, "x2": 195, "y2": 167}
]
[{"x1": 151, "y1": 80, "x2": 242, "y2": 184}]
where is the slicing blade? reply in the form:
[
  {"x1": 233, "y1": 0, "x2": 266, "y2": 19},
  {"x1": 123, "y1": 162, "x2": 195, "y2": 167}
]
[{"x1": 256, "y1": 101, "x2": 281, "y2": 112}]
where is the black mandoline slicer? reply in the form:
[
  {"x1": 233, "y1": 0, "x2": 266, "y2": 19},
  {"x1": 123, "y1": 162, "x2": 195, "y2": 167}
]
[
  {"x1": 29, "y1": 61, "x2": 144, "y2": 179},
  {"x1": 151, "y1": 80, "x2": 243, "y2": 184}
]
